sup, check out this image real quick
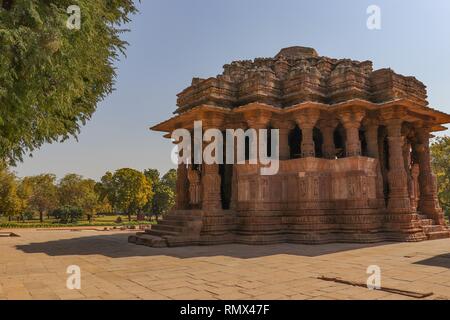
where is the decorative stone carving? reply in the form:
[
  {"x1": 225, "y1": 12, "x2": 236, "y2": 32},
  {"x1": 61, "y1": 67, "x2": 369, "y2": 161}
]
[
  {"x1": 202, "y1": 164, "x2": 222, "y2": 211},
  {"x1": 415, "y1": 126, "x2": 445, "y2": 224},
  {"x1": 318, "y1": 119, "x2": 339, "y2": 159},
  {"x1": 338, "y1": 110, "x2": 365, "y2": 157},
  {"x1": 294, "y1": 108, "x2": 320, "y2": 158},
  {"x1": 187, "y1": 167, "x2": 202, "y2": 206},
  {"x1": 384, "y1": 118, "x2": 411, "y2": 212},
  {"x1": 411, "y1": 164, "x2": 420, "y2": 211}
]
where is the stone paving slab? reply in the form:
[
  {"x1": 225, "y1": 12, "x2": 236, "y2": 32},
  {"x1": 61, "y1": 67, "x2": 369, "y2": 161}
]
[{"x1": 0, "y1": 229, "x2": 449, "y2": 300}]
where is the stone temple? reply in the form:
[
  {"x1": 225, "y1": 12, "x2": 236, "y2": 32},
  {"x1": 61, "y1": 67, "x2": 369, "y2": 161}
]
[{"x1": 130, "y1": 46, "x2": 450, "y2": 247}]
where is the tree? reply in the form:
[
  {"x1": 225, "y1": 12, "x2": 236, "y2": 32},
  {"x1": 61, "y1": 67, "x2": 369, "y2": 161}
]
[
  {"x1": 96, "y1": 171, "x2": 115, "y2": 208},
  {"x1": 152, "y1": 183, "x2": 175, "y2": 220},
  {"x1": 161, "y1": 169, "x2": 177, "y2": 193},
  {"x1": 0, "y1": 166, "x2": 22, "y2": 220},
  {"x1": 101, "y1": 168, "x2": 153, "y2": 221},
  {"x1": 58, "y1": 174, "x2": 100, "y2": 222},
  {"x1": 0, "y1": 1, "x2": 138, "y2": 164},
  {"x1": 52, "y1": 206, "x2": 83, "y2": 224},
  {"x1": 430, "y1": 136, "x2": 450, "y2": 218},
  {"x1": 22, "y1": 174, "x2": 58, "y2": 222},
  {"x1": 143, "y1": 168, "x2": 176, "y2": 219},
  {"x1": 144, "y1": 169, "x2": 160, "y2": 185}
]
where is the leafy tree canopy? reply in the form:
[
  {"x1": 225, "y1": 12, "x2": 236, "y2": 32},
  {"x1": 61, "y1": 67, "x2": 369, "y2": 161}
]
[
  {"x1": 100, "y1": 168, "x2": 153, "y2": 220},
  {"x1": 0, "y1": 0, "x2": 138, "y2": 163},
  {"x1": 161, "y1": 169, "x2": 177, "y2": 193},
  {"x1": 431, "y1": 136, "x2": 450, "y2": 217},
  {"x1": 0, "y1": 165, "x2": 22, "y2": 217},
  {"x1": 21, "y1": 173, "x2": 58, "y2": 221},
  {"x1": 58, "y1": 173, "x2": 99, "y2": 217}
]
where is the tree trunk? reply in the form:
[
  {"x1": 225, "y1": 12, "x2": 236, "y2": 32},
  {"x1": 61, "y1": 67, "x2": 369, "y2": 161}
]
[
  {"x1": 128, "y1": 212, "x2": 131, "y2": 222},
  {"x1": 39, "y1": 211, "x2": 43, "y2": 223}
]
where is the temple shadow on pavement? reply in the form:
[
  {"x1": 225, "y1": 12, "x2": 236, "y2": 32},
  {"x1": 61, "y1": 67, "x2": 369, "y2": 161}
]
[
  {"x1": 15, "y1": 231, "x2": 397, "y2": 259},
  {"x1": 414, "y1": 253, "x2": 450, "y2": 269}
]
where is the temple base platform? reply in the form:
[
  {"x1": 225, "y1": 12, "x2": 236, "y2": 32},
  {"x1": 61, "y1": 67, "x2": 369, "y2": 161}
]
[{"x1": 128, "y1": 209, "x2": 449, "y2": 247}]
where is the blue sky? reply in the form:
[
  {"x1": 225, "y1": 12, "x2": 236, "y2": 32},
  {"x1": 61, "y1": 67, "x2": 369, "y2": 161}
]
[{"x1": 13, "y1": 0, "x2": 450, "y2": 180}]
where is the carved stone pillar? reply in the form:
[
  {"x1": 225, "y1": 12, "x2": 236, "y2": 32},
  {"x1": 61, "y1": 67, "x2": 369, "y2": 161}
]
[
  {"x1": 403, "y1": 140, "x2": 413, "y2": 207},
  {"x1": 187, "y1": 166, "x2": 202, "y2": 206},
  {"x1": 200, "y1": 120, "x2": 224, "y2": 212},
  {"x1": 175, "y1": 163, "x2": 189, "y2": 210},
  {"x1": 364, "y1": 120, "x2": 385, "y2": 204},
  {"x1": 272, "y1": 120, "x2": 294, "y2": 160},
  {"x1": 338, "y1": 110, "x2": 365, "y2": 157},
  {"x1": 385, "y1": 119, "x2": 411, "y2": 212},
  {"x1": 229, "y1": 122, "x2": 247, "y2": 211},
  {"x1": 202, "y1": 163, "x2": 222, "y2": 211},
  {"x1": 244, "y1": 111, "x2": 271, "y2": 163},
  {"x1": 318, "y1": 119, "x2": 338, "y2": 159},
  {"x1": 415, "y1": 126, "x2": 445, "y2": 224},
  {"x1": 411, "y1": 164, "x2": 420, "y2": 211},
  {"x1": 294, "y1": 109, "x2": 320, "y2": 158},
  {"x1": 364, "y1": 122, "x2": 379, "y2": 159}
]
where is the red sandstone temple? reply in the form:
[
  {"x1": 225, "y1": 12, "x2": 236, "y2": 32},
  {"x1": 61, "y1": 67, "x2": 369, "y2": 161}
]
[{"x1": 130, "y1": 46, "x2": 450, "y2": 247}]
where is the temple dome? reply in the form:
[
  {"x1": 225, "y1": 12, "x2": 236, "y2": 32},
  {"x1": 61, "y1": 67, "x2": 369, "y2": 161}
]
[
  {"x1": 275, "y1": 46, "x2": 319, "y2": 59},
  {"x1": 175, "y1": 46, "x2": 428, "y2": 112}
]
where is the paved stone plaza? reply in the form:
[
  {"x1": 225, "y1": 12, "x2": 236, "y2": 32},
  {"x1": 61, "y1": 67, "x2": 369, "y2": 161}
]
[{"x1": 0, "y1": 229, "x2": 449, "y2": 300}]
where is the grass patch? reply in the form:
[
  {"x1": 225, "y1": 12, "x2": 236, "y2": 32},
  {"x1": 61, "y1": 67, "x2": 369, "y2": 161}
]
[{"x1": 0, "y1": 215, "x2": 156, "y2": 229}]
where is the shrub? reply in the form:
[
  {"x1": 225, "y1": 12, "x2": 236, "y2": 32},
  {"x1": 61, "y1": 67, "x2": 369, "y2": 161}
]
[
  {"x1": 51, "y1": 206, "x2": 83, "y2": 224},
  {"x1": 21, "y1": 211, "x2": 34, "y2": 221}
]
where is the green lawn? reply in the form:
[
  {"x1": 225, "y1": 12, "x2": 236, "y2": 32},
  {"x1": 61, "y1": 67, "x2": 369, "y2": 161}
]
[{"x1": 0, "y1": 214, "x2": 156, "y2": 229}]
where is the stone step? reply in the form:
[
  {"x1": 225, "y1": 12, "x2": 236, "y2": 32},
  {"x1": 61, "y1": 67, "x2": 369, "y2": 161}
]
[
  {"x1": 419, "y1": 219, "x2": 434, "y2": 226},
  {"x1": 170, "y1": 210, "x2": 203, "y2": 217},
  {"x1": 164, "y1": 213, "x2": 202, "y2": 220},
  {"x1": 128, "y1": 234, "x2": 167, "y2": 247},
  {"x1": 422, "y1": 225, "x2": 446, "y2": 233},
  {"x1": 151, "y1": 224, "x2": 184, "y2": 233},
  {"x1": 145, "y1": 229, "x2": 180, "y2": 237},
  {"x1": 160, "y1": 219, "x2": 188, "y2": 227},
  {"x1": 426, "y1": 230, "x2": 450, "y2": 241}
]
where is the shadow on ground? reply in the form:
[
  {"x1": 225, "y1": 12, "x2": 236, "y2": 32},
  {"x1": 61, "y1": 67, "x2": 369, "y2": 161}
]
[
  {"x1": 15, "y1": 232, "x2": 397, "y2": 259},
  {"x1": 414, "y1": 253, "x2": 450, "y2": 269}
]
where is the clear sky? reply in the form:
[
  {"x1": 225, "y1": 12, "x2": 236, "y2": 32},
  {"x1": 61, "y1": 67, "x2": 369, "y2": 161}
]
[{"x1": 13, "y1": 0, "x2": 450, "y2": 181}]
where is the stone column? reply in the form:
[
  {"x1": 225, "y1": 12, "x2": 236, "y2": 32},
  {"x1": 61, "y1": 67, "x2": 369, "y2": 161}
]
[
  {"x1": 415, "y1": 126, "x2": 445, "y2": 224},
  {"x1": 411, "y1": 164, "x2": 420, "y2": 211},
  {"x1": 364, "y1": 120, "x2": 385, "y2": 204},
  {"x1": 229, "y1": 122, "x2": 246, "y2": 211},
  {"x1": 385, "y1": 119, "x2": 411, "y2": 212},
  {"x1": 338, "y1": 110, "x2": 365, "y2": 157},
  {"x1": 364, "y1": 121, "x2": 379, "y2": 159},
  {"x1": 271, "y1": 120, "x2": 294, "y2": 160},
  {"x1": 245, "y1": 113, "x2": 271, "y2": 163},
  {"x1": 175, "y1": 163, "x2": 189, "y2": 210},
  {"x1": 243, "y1": 113, "x2": 271, "y2": 207},
  {"x1": 202, "y1": 163, "x2": 222, "y2": 211},
  {"x1": 188, "y1": 166, "x2": 202, "y2": 206},
  {"x1": 294, "y1": 109, "x2": 320, "y2": 158},
  {"x1": 318, "y1": 120, "x2": 338, "y2": 159},
  {"x1": 403, "y1": 140, "x2": 414, "y2": 208},
  {"x1": 201, "y1": 121, "x2": 223, "y2": 212}
]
